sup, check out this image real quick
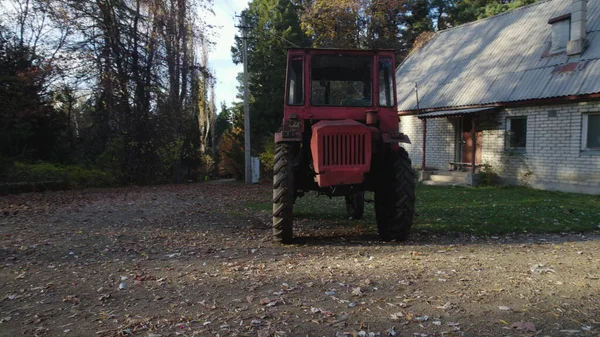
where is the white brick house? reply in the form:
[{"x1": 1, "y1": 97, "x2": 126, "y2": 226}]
[{"x1": 395, "y1": 0, "x2": 600, "y2": 195}]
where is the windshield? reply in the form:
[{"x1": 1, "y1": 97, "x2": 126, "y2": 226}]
[{"x1": 310, "y1": 55, "x2": 372, "y2": 107}]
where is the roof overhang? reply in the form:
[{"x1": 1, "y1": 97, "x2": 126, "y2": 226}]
[{"x1": 417, "y1": 107, "x2": 500, "y2": 119}]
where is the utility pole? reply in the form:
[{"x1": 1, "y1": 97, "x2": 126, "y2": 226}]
[{"x1": 239, "y1": 11, "x2": 252, "y2": 184}]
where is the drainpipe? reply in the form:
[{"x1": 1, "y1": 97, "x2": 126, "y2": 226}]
[
  {"x1": 415, "y1": 82, "x2": 426, "y2": 174},
  {"x1": 471, "y1": 116, "x2": 476, "y2": 175},
  {"x1": 422, "y1": 119, "x2": 427, "y2": 174}
]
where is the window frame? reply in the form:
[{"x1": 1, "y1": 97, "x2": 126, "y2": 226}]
[
  {"x1": 378, "y1": 57, "x2": 395, "y2": 107},
  {"x1": 286, "y1": 56, "x2": 305, "y2": 106},
  {"x1": 506, "y1": 116, "x2": 527, "y2": 151},
  {"x1": 582, "y1": 112, "x2": 600, "y2": 152}
]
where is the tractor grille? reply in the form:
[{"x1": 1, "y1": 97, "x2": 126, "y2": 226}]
[
  {"x1": 310, "y1": 120, "x2": 371, "y2": 187},
  {"x1": 321, "y1": 134, "x2": 366, "y2": 167}
]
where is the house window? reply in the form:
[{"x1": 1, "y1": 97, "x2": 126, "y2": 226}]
[
  {"x1": 549, "y1": 17, "x2": 570, "y2": 51},
  {"x1": 507, "y1": 117, "x2": 527, "y2": 149},
  {"x1": 582, "y1": 113, "x2": 600, "y2": 151}
]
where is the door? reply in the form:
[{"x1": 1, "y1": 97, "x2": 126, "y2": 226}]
[{"x1": 461, "y1": 116, "x2": 482, "y2": 164}]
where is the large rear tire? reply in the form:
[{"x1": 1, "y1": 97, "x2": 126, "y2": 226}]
[
  {"x1": 375, "y1": 147, "x2": 415, "y2": 241},
  {"x1": 345, "y1": 192, "x2": 365, "y2": 219},
  {"x1": 273, "y1": 143, "x2": 295, "y2": 243}
]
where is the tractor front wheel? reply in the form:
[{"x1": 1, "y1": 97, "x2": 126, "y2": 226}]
[
  {"x1": 374, "y1": 147, "x2": 415, "y2": 241},
  {"x1": 273, "y1": 143, "x2": 295, "y2": 243}
]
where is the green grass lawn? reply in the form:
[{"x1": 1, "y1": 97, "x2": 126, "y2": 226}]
[{"x1": 246, "y1": 185, "x2": 600, "y2": 235}]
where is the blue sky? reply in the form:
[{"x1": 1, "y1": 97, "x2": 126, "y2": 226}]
[{"x1": 207, "y1": 0, "x2": 248, "y2": 108}]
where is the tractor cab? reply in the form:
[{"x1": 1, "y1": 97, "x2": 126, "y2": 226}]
[{"x1": 281, "y1": 49, "x2": 399, "y2": 132}]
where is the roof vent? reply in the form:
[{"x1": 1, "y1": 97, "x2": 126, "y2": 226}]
[{"x1": 567, "y1": 0, "x2": 588, "y2": 55}]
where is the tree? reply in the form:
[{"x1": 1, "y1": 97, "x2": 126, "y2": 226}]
[
  {"x1": 0, "y1": 0, "x2": 216, "y2": 184},
  {"x1": 299, "y1": 0, "x2": 362, "y2": 48},
  {"x1": 232, "y1": 0, "x2": 306, "y2": 153},
  {"x1": 0, "y1": 27, "x2": 66, "y2": 162},
  {"x1": 215, "y1": 102, "x2": 233, "y2": 144},
  {"x1": 217, "y1": 101, "x2": 245, "y2": 179},
  {"x1": 448, "y1": 0, "x2": 538, "y2": 26},
  {"x1": 299, "y1": 0, "x2": 434, "y2": 60}
]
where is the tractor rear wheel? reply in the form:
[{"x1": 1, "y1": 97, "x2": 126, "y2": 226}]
[
  {"x1": 375, "y1": 147, "x2": 415, "y2": 241},
  {"x1": 273, "y1": 143, "x2": 295, "y2": 243},
  {"x1": 345, "y1": 192, "x2": 365, "y2": 219}
]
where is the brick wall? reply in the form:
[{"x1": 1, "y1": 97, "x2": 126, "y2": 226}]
[
  {"x1": 480, "y1": 101, "x2": 600, "y2": 194},
  {"x1": 399, "y1": 115, "x2": 457, "y2": 170},
  {"x1": 398, "y1": 101, "x2": 600, "y2": 194}
]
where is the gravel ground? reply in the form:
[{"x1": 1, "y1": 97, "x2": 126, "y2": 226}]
[{"x1": 1, "y1": 182, "x2": 599, "y2": 337}]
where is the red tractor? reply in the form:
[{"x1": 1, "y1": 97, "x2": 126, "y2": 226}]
[{"x1": 273, "y1": 48, "x2": 415, "y2": 243}]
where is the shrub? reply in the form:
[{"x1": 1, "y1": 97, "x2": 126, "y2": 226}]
[
  {"x1": 66, "y1": 165, "x2": 115, "y2": 188},
  {"x1": 259, "y1": 134, "x2": 275, "y2": 182},
  {"x1": 1, "y1": 161, "x2": 115, "y2": 193},
  {"x1": 477, "y1": 163, "x2": 500, "y2": 186},
  {"x1": 218, "y1": 128, "x2": 244, "y2": 179}
]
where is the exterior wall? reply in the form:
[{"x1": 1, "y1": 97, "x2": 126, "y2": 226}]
[
  {"x1": 480, "y1": 101, "x2": 600, "y2": 195},
  {"x1": 399, "y1": 115, "x2": 457, "y2": 170},
  {"x1": 398, "y1": 101, "x2": 600, "y2": 194}
]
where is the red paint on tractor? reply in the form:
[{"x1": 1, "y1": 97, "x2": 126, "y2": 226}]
[{"x1": 310, "y1": 120, "x2": 372, "y2": 187}]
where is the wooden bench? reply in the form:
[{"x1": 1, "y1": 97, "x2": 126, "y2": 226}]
[{"x1": 448, "y1": 162, "x2": 484, "y2": 171}]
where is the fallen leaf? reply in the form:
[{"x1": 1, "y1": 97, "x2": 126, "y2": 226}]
[
  {"x1": 436, "y1": 302, "x2": 451, "y2": 310},
  {"x1": 559, "y1": 330, "x2": 580, "y2": 334},
  {"x1": 530, "y1": 264, "x2": 555, "y2": 274},
  {"x1": 510, "y1": 321, "x2": 536, "y2": 332},
  {"x1": 352, "y1": 287, "x2": 363, "y2": 296},
  {"x1": 414, "y1": 315, "x2": 429, "y2": 322}
]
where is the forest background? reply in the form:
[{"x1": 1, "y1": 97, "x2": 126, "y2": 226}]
[{"x1": 0, "y1": 0, "x2": 536, "y2": 190}]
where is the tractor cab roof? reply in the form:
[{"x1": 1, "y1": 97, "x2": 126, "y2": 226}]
[{"x1": 287, "y1": 48, "x2": 396, "y2": 55}]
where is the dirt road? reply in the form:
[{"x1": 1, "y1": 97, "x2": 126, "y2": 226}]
[{"x1": 1, "y1": 183, "x2": 599, "y2": 336}]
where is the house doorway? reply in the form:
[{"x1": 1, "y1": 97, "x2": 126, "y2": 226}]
[{"x1": 459, "y1": 115, "x2": 482, "y2": 165}]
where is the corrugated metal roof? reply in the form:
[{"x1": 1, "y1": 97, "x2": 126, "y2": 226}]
[
  {"x1": 417, "y1": 107, "x2": 498, "y2": 119},
  {"x1": 396, "y1": 0, "x2": 600, "y2": 111}
]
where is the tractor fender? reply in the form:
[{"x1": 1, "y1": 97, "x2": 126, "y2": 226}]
[{"x1": 382, "y1": 132, "x2": 411, "y2": 144}]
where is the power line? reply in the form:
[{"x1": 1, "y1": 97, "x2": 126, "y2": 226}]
[
  {"x1": 222, "y1": 0, "x2": 238, "y2": 15},
  {"x1": 268, "y1": 30, "x2": 301, "y2": 48},
  {"x1": 213, "y1": 1, "x2": 237, "y2": 22}
]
